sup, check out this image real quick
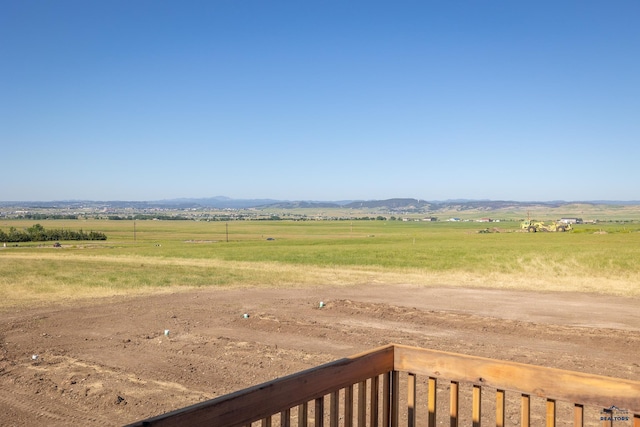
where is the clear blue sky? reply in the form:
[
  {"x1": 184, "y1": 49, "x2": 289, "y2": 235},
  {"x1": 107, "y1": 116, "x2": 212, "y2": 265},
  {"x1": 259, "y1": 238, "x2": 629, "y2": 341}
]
[{"x1": 2, "y1": 1, "x2": 639, "y2": 202}]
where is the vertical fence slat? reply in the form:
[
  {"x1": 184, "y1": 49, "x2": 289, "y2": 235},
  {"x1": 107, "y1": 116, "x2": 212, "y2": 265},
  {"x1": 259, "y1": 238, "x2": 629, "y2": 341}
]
[
  {"x1": 573, "y1": 404, "x2": 583, "y2": 427},
  {"x1": 428, "y1": 377, "x2": 437, "y2": 427},
  {"x1": 262, "y1": 415, "x2": 272, "y2": 427},
  {"x1": 315, "y1": 397, "x2": 324, "y2": 427},
  {"x1": 330, "y1": 390, "x2": 339, "y2": 427},
  {"x1": 407, "y1": 373, "x2": 417, "y2": 427},
  {"x1": 358, "y1": 380, "x2": 367, "y2": 427},
  {"x1": 521, "y1": 394, "x2": 530, "y2": 427},
  {"x1": 573, "y1": 403, "x2": 584, "y2": 427},
  {"x1": 391, "y1": 371, "x2": 399, "y2": 427},
  {"x1": 496, "y1": 390, "x2": 505, "y2": 427},
  {"x1": 602, "y1": 408, "x2": 613, "y2": 427},
  {"x1": 371, "y1": 375, "x2": 380, "y2": 427},
  {"x1": 546, "y1": 399, "x2": 556, "y2": 427},
  {"x1": 281, "y1": 408, "x2": 290, "y2": 427},
  {"x1": 472, "y1": 385, "x2": 482, "y2": 427},
  {"x1": 634, "y1": 414, "x2": 640, "y2": 427},
  {"x1": 345, "y1": 384, "x2": 354, "y2": 427},
  {"x1": 450, "y1": 381, "x2": 459, "y2": 427},
  {"x1": 383, "y1": 372, "x2": 391, "y2": 427},
  {"x1": 298, "y1": 402, "x2": 308, "y2": 427}
]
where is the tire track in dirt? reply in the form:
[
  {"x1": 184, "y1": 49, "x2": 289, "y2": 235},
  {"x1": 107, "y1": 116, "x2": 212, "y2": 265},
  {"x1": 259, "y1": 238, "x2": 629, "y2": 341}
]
[
  {"x1": 0, "y1": 350, "x2": 216, "y2": 427},
  {"x1": 0, "y1": 371, "x2": 114, "y2": 427}
]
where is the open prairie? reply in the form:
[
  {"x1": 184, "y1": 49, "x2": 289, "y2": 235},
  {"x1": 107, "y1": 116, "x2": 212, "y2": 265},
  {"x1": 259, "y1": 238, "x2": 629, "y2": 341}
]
[{"x1": 1, "y1": 219, "x2": 639, "y2": 426}]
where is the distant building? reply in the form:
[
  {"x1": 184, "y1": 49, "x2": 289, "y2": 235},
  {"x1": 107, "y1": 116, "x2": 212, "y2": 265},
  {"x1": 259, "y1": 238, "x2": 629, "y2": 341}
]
[
  {"x1": 560, "y1": 218, "x2": 583, "y2": 224},
  {"x1": 477, "y1": 218, "x2": 492, "y2": 223}
]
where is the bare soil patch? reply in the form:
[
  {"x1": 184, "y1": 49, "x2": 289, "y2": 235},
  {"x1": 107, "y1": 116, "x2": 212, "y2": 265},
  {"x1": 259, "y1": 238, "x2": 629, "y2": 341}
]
[{"x1": 1, "y1": 284, "x2": 639, "y2": 426}]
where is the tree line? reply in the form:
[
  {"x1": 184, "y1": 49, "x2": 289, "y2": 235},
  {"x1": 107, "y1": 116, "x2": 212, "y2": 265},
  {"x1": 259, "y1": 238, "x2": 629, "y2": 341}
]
[
  {"x1": 15, "y1": 213, "x2": 81, "y2": 220},
  {"x1": 0, "y1": 224, "x2": 107, "y2": 242}
]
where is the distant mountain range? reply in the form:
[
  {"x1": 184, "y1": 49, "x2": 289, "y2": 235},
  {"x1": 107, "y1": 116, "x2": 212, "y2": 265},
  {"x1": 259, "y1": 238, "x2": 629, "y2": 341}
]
[
  {"x1": 104, "y1": 196, "x2": 640, "y2": 210},
  {"x1": 261, "y1": 198, "x2": 640, "y2": 211},
  {"x1": 2, "y1": 197, "x2": 639, "y2": 210}
]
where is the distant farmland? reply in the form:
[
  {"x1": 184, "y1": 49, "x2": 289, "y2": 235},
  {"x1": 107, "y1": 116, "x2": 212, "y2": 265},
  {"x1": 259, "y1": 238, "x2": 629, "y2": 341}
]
[{"x1": 1, "y1": 218, "x2": 639, "y2": 308}]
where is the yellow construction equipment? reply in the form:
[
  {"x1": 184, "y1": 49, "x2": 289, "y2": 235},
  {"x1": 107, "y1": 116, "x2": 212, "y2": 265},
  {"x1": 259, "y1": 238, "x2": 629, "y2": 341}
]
[{"x1": 521, "y1": 220, "x2": 571, "y2": 232}]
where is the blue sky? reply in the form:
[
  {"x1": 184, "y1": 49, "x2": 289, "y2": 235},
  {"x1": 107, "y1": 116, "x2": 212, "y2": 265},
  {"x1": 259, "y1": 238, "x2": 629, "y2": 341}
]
[{"x1": 2, "y1": 1, "x2": 639, "y2": 202}]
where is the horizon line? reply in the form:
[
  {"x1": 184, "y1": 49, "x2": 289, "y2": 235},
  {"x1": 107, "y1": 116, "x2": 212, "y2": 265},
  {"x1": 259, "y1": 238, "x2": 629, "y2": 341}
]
[{"x1": 2, "y1": 197, "x2": 640, "y2": 205}]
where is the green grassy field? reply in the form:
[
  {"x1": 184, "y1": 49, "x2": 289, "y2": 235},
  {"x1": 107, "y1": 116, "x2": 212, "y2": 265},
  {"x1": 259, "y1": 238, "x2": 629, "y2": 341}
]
[{"x1": 1, "y1": 219, "x2": 639, "y2": 308}]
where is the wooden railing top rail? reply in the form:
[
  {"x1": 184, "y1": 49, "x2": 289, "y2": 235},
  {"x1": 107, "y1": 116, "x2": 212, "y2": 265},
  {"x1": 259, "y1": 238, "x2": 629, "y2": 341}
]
[
  {"x1": 126, "y1": 344, "x2": 394, "y2": 427},
  {"x1": 394, "y1": 344, "x2": 640, "y2": 413}
]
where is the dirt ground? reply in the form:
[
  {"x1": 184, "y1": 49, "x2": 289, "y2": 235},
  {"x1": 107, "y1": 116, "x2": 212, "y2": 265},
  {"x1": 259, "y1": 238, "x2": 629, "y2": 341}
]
[{"x1": 0, "y1": 284, "x2": 639, "y2": 426}]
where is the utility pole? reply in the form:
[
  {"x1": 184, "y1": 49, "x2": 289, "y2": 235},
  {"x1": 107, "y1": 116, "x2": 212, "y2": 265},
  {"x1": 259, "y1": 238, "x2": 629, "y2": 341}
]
[
  {"x1": 226, "y1": 222, "x2": 229, "y2": 243},
  {"x1": 134, "y1": 220, "x2": 136, "y2": 242}
]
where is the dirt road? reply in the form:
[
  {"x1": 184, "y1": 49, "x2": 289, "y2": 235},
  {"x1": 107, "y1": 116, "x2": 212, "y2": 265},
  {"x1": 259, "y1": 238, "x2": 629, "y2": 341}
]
[{"x1": 1, "y1": 284, "x2": 639, "y2": 426}]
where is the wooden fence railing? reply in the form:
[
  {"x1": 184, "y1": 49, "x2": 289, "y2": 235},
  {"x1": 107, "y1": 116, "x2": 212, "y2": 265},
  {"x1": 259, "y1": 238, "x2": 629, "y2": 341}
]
[{"x1": 126, "y1": 344, "x2": 640, "y2": 427}]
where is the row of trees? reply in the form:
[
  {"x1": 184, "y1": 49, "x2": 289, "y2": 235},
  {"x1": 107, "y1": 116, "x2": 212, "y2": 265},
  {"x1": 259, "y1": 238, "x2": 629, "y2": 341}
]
[
  {"x1": 0, "y1": 224, "x2": 107, "y2": 242},
  {"x1": 15, "y1": 213, "x2": 80, "y2": 220}
]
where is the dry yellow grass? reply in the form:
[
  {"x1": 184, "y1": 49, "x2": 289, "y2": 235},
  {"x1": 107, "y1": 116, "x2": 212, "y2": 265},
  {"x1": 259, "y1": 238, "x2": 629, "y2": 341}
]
[
  {"x1": 1, "y1": 250, "x2": 638, "y2": 310},
  {"x1": 2, "y1": 219, "x2": 639, "y2": 309}
]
